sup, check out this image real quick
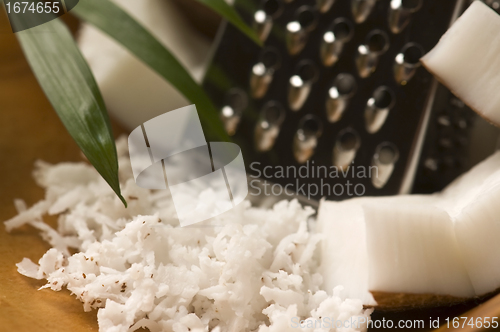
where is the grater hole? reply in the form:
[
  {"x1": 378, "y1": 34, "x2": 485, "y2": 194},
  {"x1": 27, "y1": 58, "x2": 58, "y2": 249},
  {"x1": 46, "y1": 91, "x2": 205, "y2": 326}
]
[
  {"x1": 317, "y1": 0, "x2": 335, "y2": 13},
  {"x1": 402, "y1": 43, "x2": 424, "y2": 65},
  {"x1": 332, "y1": 19, "x2": 353, "y2": 40},
  {"x1": 221, "y1": 88, "x2": 248, "y2": 135},
  {"x1": 297, "y1": 61, "x2": 319, "y2": 83},
  {"x1": 263, "y1": 0, "x2": 282, "y2": 17},
  {"x1": 289, "y1": 61, "x2": 317, "y2": 110},
  {"x1": 321, "y1": 18, "x2": 353, "y2": 67},
  {"x1": 400, "y1": 0, "x2": 422, "y2": 11},
  {"x1": 372, "y1": 142, "x2": 399, "y2": 188},
  {"x1": 226, "y1": 88, "x2": 248, "y2": 113},
  {"x1": 356, "y1": 30, "x2": 388, "y2": 77},
  {"x1": 297, "y1": 7, "x2": 318, "y2": 31},
  {"x1": 389, "y1": 0, "x2": 422, "y2": 33},
  {"x1": 351, "y1": 0, "x2": 377, "y2": 24},
  {"x1": 326, "y1": 74, "x2": 356, "y2": 122},
  {"x1": 260, "y1": 47, "x2": 281, "y2": 69},
  {"x1": 335, "y1": 74, "x2": 357, "y2": 96},
  {"x1": 332, "y1": 128, "x2": 360, "y2": 168},
  {"x1": 286, "y1": 6, "x2": 317, "y2": 55},
  {"x1": 338, "y1": 128, "x2": 360, "y2": 151},
  {"x1": 298, "y1": 115, "x2": 322, "y2": 139},
  {"x1": 255, "y1": 102, "x2": 285, "y2": 152},
  {"x1": 294, "y1": 115, "x2": 322, "y2": 163},
  {"x1": 261, "y1": 102, "x2": 285, "y2": 127},
  {"x1": 254, "y1": 0, "x2": 282, "y2": 42},
  {"x1": 367, "y1": 30, "x2": 389, "y2": 53},
  {"x1": 373, "y1": 87, "x2": 395, "y2": 109},
  {"x1": 376, "y1": 142, "x2": 399, "y2": 165},
  {"x1": 251, "y1": 48, "x2": 280, "y2": 99},
  {"x1": 394, "y1": 43, "x2": 423, "y2": 84},
  {"x1": 365, "y1": 86, "x2": 395, "y2": 133}
]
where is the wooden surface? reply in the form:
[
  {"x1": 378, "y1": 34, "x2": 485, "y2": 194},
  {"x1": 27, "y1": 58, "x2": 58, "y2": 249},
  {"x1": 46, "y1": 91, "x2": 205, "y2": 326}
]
[
  {"x1": 0, "y1": 10, "x2": 125, "y2": 332},
  {"x1": 435, "y1": 294, "x2": 500, "y2": 332}
]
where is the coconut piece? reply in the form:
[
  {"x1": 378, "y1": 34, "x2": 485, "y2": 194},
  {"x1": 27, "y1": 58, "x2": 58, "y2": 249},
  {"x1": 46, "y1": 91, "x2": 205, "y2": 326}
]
[
  {"x1": 363, "y1": 204, "x2": 474, "y2": 298},
  {"x1": 452, "y1": 170, "x2": 500, "y2": 296},
  {"x1": 317, "y1": 200, "x2": 374, "y2": 305},
  {"x1": 317, "y1": 194, "x2": 437, "y2": 307},
  {"x1": 318, "y1": 151, "x2": 500, "y2": 308},
  {"x1": 421, "y1": 1, "x2": 500, "y2": 126},
  {"x1": 437, "y1": 154, "x2": 500, "y2": 295},
  {"x1": 438, "y1": 152, "x2": 500, "y2": 217}
]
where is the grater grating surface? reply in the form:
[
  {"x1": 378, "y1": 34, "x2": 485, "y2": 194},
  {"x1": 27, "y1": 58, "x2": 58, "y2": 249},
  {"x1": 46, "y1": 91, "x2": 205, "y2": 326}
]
[{"x1": 203, "y1": 0, "x2": 479, "y2": 199}]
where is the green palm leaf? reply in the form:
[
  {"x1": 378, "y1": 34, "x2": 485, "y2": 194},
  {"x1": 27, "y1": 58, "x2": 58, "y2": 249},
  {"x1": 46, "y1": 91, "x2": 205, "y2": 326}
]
[{"x1": 16, "y1": 18, "x2": 126, "y2": 206}]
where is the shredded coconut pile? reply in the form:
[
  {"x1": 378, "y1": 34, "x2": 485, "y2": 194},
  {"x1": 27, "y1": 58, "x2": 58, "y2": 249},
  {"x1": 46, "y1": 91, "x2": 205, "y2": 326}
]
[{"x1": 5, "y1": 137, "x2": 371, "y2": 332}]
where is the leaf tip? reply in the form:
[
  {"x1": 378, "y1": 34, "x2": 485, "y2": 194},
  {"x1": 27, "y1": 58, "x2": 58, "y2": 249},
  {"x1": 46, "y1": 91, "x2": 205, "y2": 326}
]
[{"x1": 118, "y1": 193, "x2": 128, "y2": 208}]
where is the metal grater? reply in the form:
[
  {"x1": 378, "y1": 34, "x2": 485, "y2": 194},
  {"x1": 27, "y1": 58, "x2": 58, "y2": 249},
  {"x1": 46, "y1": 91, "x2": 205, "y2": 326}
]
[{"x1": 202, "y1": 0, "x2": 480, "y2": 200}]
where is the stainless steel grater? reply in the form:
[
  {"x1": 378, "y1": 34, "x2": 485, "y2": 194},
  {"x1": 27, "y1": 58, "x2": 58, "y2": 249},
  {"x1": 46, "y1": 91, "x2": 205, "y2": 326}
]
[{"x1": 202, "y1": 0, "x2": 484, "y2": 200}]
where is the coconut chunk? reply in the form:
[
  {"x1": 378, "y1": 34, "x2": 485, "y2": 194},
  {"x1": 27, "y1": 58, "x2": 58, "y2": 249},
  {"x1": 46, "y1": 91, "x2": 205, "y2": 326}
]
[
  {"x1": 317, "y1": 195, "x2": 438, "y2": 306},
  {"x1": 440, "y1": 151, "x2": 500, "y2": 215},
  {"x1": 363, "y1": 204, "x2": 474, "y2": 298},
  {"x1": 421, "y1": 1, "x2": 500, "y2": 126},
  {"x1": 317, "y1": 199, "x2": 374, "y2": 305},
  {"x1": 319, "y1": 151, "x2": 500, "y2": 307},
  {"x1": 452, "y1": 170, "x2": 500, "y2": 295}
]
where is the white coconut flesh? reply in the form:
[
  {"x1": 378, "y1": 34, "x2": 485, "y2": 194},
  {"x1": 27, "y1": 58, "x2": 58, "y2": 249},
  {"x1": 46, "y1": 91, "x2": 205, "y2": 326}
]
[
  {"x1": 421, "y1": 1, "x2": 500, "y2": 127},
  {"x1": 318, "y1": 151, "x2": 500, "y2": 308}
]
